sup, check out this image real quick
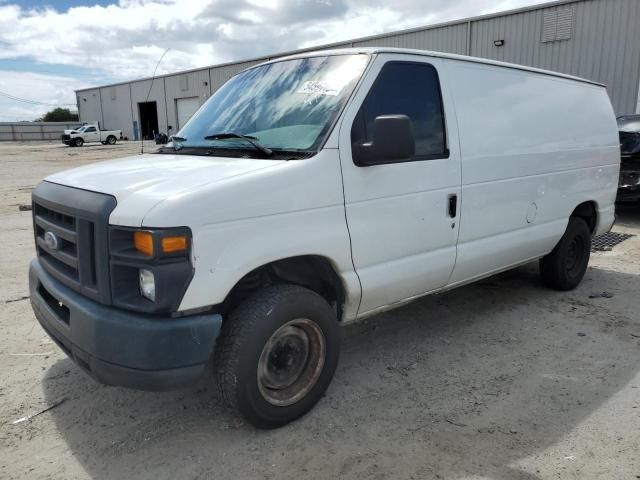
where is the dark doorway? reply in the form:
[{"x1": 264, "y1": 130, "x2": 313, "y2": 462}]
[{"x1": 138, "y1": 101, "x2": 159, "y2": 140}]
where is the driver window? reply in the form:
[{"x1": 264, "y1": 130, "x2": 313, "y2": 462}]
[{"x1": 351, "y1": 61, "x2": 447, "y2": 163}]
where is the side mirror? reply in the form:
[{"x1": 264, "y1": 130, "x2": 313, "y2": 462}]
[{"x1": 353, "y1": 114, "x2": 415, "y2": 166}]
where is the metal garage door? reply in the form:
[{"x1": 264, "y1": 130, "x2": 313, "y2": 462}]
[{"x1": 176, "y1": 97, "x2": 200, "y2": 130}]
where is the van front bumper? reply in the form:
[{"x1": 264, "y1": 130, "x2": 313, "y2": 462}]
[{"x1": 29, "y1": 258, "x2": 222, "y2": 391}]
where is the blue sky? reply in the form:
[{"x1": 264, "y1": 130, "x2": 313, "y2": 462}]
[
  {"x1": 1, "y1": 0, "x2": 117, "y2": 81},
  {"x1": 0, "y1": 0, "x2": 539, "y2": 121},
  {"x1": 9, "y1": 0, "x2": 114, "y2": 9},
  {"x1": 1, "y1": 57, "x2": 112, "y2": 80}
]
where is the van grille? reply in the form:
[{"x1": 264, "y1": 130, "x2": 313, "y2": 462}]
[
  {"x1": 32, "y1": 182, "x2": 116, "y2": 305},
  {"x1": 34, "y1": 203, "x2": 89, "y2": 287}
]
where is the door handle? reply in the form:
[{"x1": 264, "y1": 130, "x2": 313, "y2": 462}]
[{"x1": 448, "y1": 194, "x2": 457, "y2": 218}]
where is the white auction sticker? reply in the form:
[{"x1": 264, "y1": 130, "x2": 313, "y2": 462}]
[{"x1": 297, "y1": 80, "x2": 340, "y2": 96}]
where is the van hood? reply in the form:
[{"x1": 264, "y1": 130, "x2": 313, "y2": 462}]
[{"x1": 45, "y1": 153, "x2": 286, "y2": 226}]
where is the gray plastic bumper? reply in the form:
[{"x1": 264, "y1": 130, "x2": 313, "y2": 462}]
[{"x1": 29, "y1": 258, "x2": 222, "y2": 391}]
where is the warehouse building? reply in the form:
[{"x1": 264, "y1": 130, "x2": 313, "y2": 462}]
[{"x1": 76, "y1": 0, "x2": 640, "y2": 140}]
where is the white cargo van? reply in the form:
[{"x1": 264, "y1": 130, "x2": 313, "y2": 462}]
[{"x1": 29, "y1": 48, "x2": 619, "y2": 428}]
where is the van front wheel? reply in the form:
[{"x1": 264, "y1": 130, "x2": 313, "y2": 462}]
[
  {"x1": 540, "y1": 217, "x2": 591, "y2": 290},
  {"x1": 214, "y1": 284, "x2": 340, "y2": 428}
]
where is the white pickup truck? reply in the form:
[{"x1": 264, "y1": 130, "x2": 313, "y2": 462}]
[
  {"x1": 30, "y1": 48, "x2": 619, "y2": 428},
  {"x1": 61, "y1": 123, "x2": 122, "y2": 147}
]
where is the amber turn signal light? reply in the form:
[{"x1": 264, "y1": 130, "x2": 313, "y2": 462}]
[
  {"x1": 134, "y1": 231, "x2": 154, "y2": 256},
  {"x1": 162, "y1": 235, "x2": 188, "y2": 253}
]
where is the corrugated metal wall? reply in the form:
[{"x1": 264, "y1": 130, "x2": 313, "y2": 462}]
[
  {"x1": 0, "y1": 122, "x2": 82, "y2": 141},
  {"x1": 469, "y1": 0, "x2": 640, "y2": 114},
  {"x1": 164, "y1": 69, "x2": 211, "y2": 133},
  {"x1": 100, "y1": 83, "x2": 133, "y2": 135},
  {"x1": 352, "y1": 23, "x2": 468, "y2": 55},
  {"x1": 77, "y1": 0, "x2": 640, "y2": 137},
  {"x1": 77, "y1": 89, "x2": 102, "y2": 127}
]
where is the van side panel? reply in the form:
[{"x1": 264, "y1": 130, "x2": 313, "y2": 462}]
[{"x1": 446, "y1": 60, "x2": 619, "y2": 285}]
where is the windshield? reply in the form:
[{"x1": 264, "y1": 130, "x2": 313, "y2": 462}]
[{"x1": 173, "y1": 54, "x2": 369, "y2": 154}]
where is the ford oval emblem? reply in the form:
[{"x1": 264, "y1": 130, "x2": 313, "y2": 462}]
[{"x1": 44, "y1": 231, "x2": 60, "y2": 250}]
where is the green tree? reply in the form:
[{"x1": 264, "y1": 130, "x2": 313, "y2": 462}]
[{"x1": 38, "y1": 108, "x2": 79, "y2": 122}]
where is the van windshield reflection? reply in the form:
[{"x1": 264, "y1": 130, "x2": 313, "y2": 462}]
[{"x1": 163, "y1": 54, "x2": 369, "y2": 157}]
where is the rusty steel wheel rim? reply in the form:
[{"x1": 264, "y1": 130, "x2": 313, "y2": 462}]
[{"x1": 257, "y1": 318, "x2": 326, "y2": 406}]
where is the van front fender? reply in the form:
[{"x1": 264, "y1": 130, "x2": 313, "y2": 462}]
[{"x1": 178, "y1": 206, "x2": 361, "y2": 321}]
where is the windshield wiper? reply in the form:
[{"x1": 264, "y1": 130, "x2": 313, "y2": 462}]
[
  {"x1": 204, "y1": 132, "x2": 273, "y2": 157},
  {"x1": 169, "y1": 135, "x2": 187, "y2": 151}
]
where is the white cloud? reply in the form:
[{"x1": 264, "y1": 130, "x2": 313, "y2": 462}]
[
  {"x1": 0, "y1": 70, "x2": 91, "y2": 121},
  {"x1": 0, "y1": 0, "x2": 542, "y2": 120}
]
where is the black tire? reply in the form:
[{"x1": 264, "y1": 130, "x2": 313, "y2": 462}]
[
  {"x1": 106, "y1": 135, "x2": 116, "y2": 145},
  {"x1": 540, "y1": 217, "x2": 591, "y2": 290},
  {"x1": 74, "y1": 137, "x2": 83, "y2": 147},
  {"x1": 214, "y1": 284, "x2": 340, "y2": 429}
]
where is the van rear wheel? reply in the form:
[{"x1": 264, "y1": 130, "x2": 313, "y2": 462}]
[
  {"x1": 214, "y1": 284, "x2": 340, "y2": 429},
  {"x1": 540, "y1": 217, "x2": 591, "y2": 290}
]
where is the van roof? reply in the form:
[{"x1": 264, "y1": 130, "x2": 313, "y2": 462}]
[{"x1": 254, "y1": 47, "x2": 605, "y2": 88}]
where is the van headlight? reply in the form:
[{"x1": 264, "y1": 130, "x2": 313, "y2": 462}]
[
  {"x1": 139, "y1": 268, "x2": 156, "y2": 301},
  {"x1": 109, "y1": 226, "x2": 193, "y2": 314}
]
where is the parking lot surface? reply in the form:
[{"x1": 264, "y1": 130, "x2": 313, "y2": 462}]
[{"x1": 0, "y1": 141, "x2": 639, "y2": 480}]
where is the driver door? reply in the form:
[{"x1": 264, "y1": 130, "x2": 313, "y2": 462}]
[
  {"x1": 338, "y1": 54, "x2": 462, "y2": 316},
  {"x1": 83, "y1": 126, "x2": 99, "y2": 142}
]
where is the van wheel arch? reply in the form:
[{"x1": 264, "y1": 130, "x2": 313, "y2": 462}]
[
  {"x1": 221, "y1": 255, "x2": 347, "y2": 322},
  {"x1": 571, "y1": 201, "x2": 598, "y2": 234},
  {"x1": 540, "y1": 217, "x2": 591, "y2": 290}
]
